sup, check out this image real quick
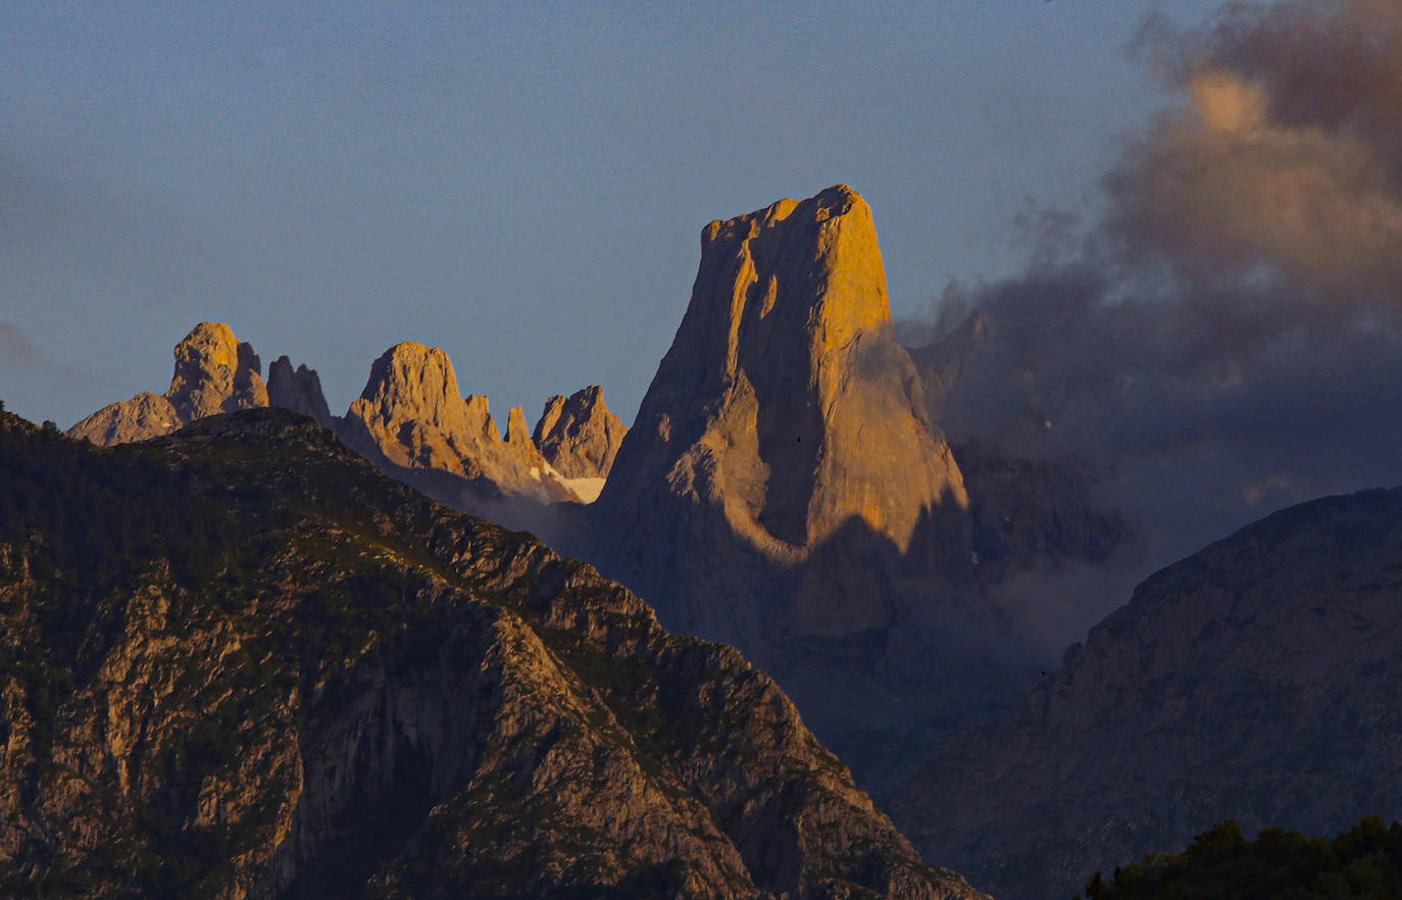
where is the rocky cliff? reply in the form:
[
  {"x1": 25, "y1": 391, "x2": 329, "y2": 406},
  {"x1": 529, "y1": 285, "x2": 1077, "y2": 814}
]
[
  {"x1": 70, "y1": 323, "x2": 262, "y2": 445},
  {"x1": 533, "y1": 385, "x2": 627, "y2": 482},
  {"x1": 0, "y1": 407, "x2": 984, "y2": 899},
  {"x1": 68, "y1": 323, "x2": 322, "y2": 446},
  {"x1": 267, "y1": 355, "x2": 332, "y2": 427},
  {"x1": 337, "y1": 342, "x2": 581, "y2": 512},
  {"x1": 896, "y1": 487, "x2": 1402, "y2": 899},
  {"x1": 70, "y1": 330, "x2": 596, "y2": 514},
  {"x1": 595, "y1": 184, "x2": 966, "y2": 562},
  {"x1": 574, "y1": 186, "x2": 1022, "y2": 771}
]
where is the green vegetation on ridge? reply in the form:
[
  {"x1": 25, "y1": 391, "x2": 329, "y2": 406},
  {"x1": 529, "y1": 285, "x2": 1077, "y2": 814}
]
[{"x1": 1083, "y1": 817, "x2": 1402, "y2": 900}]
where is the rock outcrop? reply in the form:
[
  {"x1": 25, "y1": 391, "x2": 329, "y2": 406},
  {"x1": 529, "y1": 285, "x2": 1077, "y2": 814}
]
[
  {"x1": 896, "y1": 486, "x2": 1402, "y2": 899},
  {"x1": 337, "y1": 342, "x2": 581, "y2": 511},
  {"x1": 533, "y1": 385, "x2": 628, "y2": 480},
  {"x1": 68, "y1": 323, "x2": 328, "y2": 445},
  {"x1": 68, "y1": 328, "x2": 608, "y2": 515},
  {"x1": 0, "y1": 407, "x2": 985, "y2": 899},
  {"x1": 573, "y1": 186, "x2": 1017, "y2": 767},
  {"x1": 595, "y1": 184, "x2": 966, "y2": 563},
  {"x1": 266, "y1": 354, "x2": 332, "y2": 427},
  {"x1": 165, "y1": 322, "x2": 267, "y2": 420},
  {"x1": 70, "y1": 323, "x2": 267, "y2": 445}
]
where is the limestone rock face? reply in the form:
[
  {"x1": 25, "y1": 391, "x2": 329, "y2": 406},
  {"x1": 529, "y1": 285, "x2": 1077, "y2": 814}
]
[
  {"x1": 68, "y1": 322, "x2": 270, "y2": 446},
  {"x1": 266, "y1": 355, "x2": 332, "y2": 426},
  {"x1": 573, "y1": 187, "x2": 1009, "y2": 767},
  {"x1": 533, "y1": 385, "x2": 628, "y2": 480},
  {"x1": 338, "y1": 342, "x2": 579, "y2": 510},
  {"x1": 0, "y1": 408, "x2": 986, "y2": 899},
  {"x1": 66, "y1": 391, "x2": 181, "y2": 446},
  {"x1": 597, "y1": 184, "x2": 965, "y2": 563},
  {"x1": 504, "y1": 405, "x2": 533, "y2": 448},
  {"x1": 897, "y1": 486, "x2": 1402, "y2": 899},
  {"x1": 166, "y1": 322, "x2": 268, "y2": 420}
]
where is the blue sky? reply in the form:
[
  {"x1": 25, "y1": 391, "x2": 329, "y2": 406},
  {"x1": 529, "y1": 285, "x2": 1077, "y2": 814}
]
[{"x1": 2, "y1": 2, "x2": 1231, "y2": 427}]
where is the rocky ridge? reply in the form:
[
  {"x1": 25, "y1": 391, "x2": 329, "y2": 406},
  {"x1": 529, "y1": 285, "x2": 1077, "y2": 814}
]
[
  {"x1": 69, "y1": 329, "x2": 613, "y2": 512},
  {"x1": 533, "y1": 385, "x2": 628, "y2": 482},
  {"x1": 337, "y1": 342, "x2": 579, "y2": 510},
  {"x1": 896, "y1": 487, "x2": 1402, "y2": 898},
  {"x1": 267, "y1": 355, "x2": 332, "y2": 427},
  {"x1": 69, "y1": 323, "x2": 286, "y2": 446},
  {"x1": 0, "y1": 407, "x2": 985, "y2": 899}
]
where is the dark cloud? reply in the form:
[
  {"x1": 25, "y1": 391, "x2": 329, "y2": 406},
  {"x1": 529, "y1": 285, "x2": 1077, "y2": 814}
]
[
  {"x1": 0, "y1": 322, "x2": 37, "y2": 370},
  {"x1": 906, "y1": 0, "x2": 1402, "y2": 641}
]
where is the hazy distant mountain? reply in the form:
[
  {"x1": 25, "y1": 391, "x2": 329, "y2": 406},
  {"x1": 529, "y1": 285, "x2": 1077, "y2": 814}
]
[
  {"x1": 0, "y1": 407, "x2": 982, "y2": 899},
  {"x1": 896, "y1": 487, "x2": 1402, "y2": 898}
]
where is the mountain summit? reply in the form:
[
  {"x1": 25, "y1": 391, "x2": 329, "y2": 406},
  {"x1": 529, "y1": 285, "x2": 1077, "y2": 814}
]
[
  {"x1": 68, "y1": 322, "x2": 297, "y2": 446},
  {"x1": 596, "y1": 184, "x2": 965, "y2": 564},
  {"x1": 572, "y1": 187, "x2": 1006, "y2": 759},
  {"x1": 339, "y1": 341, "x2": 578, "y2": 508},
  {"x1": 533, "y1": 385, "x2": 627, "y2": 482}
]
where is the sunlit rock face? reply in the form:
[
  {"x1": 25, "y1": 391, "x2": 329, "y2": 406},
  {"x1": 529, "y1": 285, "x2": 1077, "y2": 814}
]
[
  {"x1": 69, "y1": 322, "x2": 279, "y2": 446},
  {"x1": 66, "y1": 390, "x2": 181, "y2": 447},
  {"x1": 597, "y1": 184, "x2": 965, "y2": 565},
  {"x1": 337, "y1": 341, "x2": 581, "y2": 509},
  {"x1": 66, "y1": 326, "x2": 596, "y2": 516},
  {"x1": 573, "y1": 186, "x2": 1015, "y2": 766},
  {"x1": 897, "y1": 486, "x2": 1402, "y2": 899},
  {"x1": 533, "y1": 385, "x2": 628, "y2": 481},
  {"x1": 165, "y1": 321, "x2": 267, "y2": 421}
]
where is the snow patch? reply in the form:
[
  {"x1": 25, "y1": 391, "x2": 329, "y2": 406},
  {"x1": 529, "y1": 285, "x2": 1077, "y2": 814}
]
[{"x1": 561, "y1": 476, "x2": 607, "y2": 504}]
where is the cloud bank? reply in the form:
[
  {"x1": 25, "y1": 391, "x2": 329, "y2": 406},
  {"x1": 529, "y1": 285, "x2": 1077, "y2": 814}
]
[{"x1": 910, "y1": 0, "x2": 1402, "y2": 645}]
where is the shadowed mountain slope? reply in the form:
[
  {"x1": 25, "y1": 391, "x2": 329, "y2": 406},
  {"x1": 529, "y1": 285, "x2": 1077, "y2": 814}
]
[
  {"x1": 0, "y1": 407, "x2": 981, "y2": 899},
  {"x1": 897, "y1": 487, "x2": 1402, "y2": 899}
]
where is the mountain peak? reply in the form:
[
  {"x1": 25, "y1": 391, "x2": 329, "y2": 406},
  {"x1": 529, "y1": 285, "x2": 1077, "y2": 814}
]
[
  {"x1": 167, "y1": 321, "x2": 267, "y2": 421},
  {"x1": 341, "y1": 342, "x2": 579, "y2": 508},
  {"x1": 267, "y1": 355, "x2": 332, "y2": 427},
  {"x1": 69, "y1": 322, "x2": 270, "y2": 446},
  {"x1": 602, "y1": 184, "x2": 963, "y2": 559},
  {"x1": 345, "y1": 341, "x2": 478, "y2": 473},
  {"x1": 698, "y1": 183, "x2": 888, "y2": 358},
  {"x1": 504, "y1": 405, "x2": 532, "y2": 447},
  {"x1": 533, "y1": 385, "x2": 628, "y2": 480}
]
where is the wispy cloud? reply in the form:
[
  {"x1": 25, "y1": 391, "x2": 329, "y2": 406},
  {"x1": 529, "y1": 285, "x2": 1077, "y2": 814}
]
[{"x1": 0, "y1": 321, "x2": 37, "y2": 370}]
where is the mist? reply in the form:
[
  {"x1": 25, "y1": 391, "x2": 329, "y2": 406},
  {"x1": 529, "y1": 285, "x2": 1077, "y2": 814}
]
[{"x1": 904, "y1": 0, "x2": 1402, "y2": 652}]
